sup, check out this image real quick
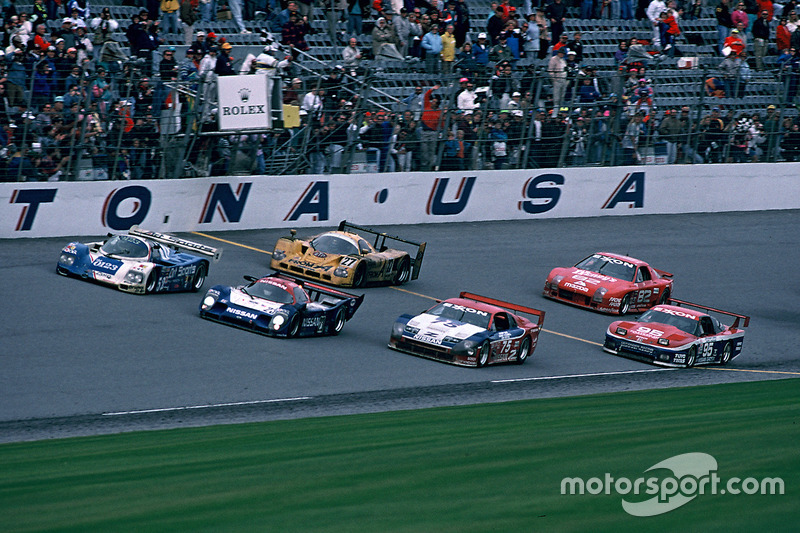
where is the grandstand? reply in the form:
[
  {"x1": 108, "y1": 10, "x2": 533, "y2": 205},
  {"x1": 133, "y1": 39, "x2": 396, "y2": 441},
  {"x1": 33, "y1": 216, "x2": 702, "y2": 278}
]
[{"x1": 1, "y1": 0, "x2": 796, "y2": 180}]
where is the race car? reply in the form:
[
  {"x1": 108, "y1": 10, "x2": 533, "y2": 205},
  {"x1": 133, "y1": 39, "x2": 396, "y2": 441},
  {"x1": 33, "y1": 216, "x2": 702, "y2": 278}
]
[
  {"x1": 57, "y1": 226, "x2": 221, "y2": 294},
  {"x1": 543, "y1": 252, "x2": 673, "y2": 315},
  {"x1": 270, "y1": 220, "x2": 426, "y2": 288},
  {"x1": 199, "y1": 272, "x2": 363, "y2": 338},
  {"x1": 388, "y1": 292, "x2": 545, "y2": 367},
  {"x1": 603, "y1": 298, "x2": 750, "y2": 368}
]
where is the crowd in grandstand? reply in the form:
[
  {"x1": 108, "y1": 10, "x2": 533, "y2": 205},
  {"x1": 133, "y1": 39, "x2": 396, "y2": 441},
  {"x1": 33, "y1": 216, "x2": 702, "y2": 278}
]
[{"x1": 2, "y1": 0, "x2": 800, "y2": 180}]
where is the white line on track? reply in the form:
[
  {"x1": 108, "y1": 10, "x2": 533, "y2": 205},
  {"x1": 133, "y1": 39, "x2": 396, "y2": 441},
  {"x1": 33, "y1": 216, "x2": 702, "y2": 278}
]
[
  {"x1": 491, "y1": 368, "x2": 676, "y2": 384},
  {"x1": 102, "y1": 397, "x2": 313, "y2": 416}
]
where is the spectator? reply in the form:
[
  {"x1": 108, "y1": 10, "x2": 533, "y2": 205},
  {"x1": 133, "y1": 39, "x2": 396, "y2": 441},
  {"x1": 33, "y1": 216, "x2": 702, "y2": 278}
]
[
  {"x1": 522, "y1": 17, "x2": 540, "y2": 62},
  {"x1": 371, "y1": 17, "x2": 396, "y2": 57},
  {"x1": 684, "y1": 0, "x2": 703, "y2": 19},
  {"x1": 229, "y1": 0, "x2": 251, "y2": 34},
  {"x1": 567, "y1": 31, "x2": 584, "y2": 63},
  {"x1": 646, "y1": 0, "x2": 666, "y2": 47},
  {"x1": 346, "y1": 0, "x2": 369, "y2": 38},
  {"x1": 179, "y1": 0, "x2": 197, "y2": 45},
  {"x1": 215, "y1": 42, "x2": 235, "y2": 75},
  {"x1": 548, "y1": 47, "x2": 567, "y2": 111},
  {"x1": 621, "y1": 112, "x2": 644, "y2": 164},
  {"x1": 281, "y1": 12, "x2": 311, "y2": 59},
  {"x1": 457, "y1": 78, "x2": 478, "y2": 113},
  {"x1": 441, "y1": 24, "x2": 456, "y2": 76},
  {"x1": 546, "y1": 0, "x2": 566, "y2": 45},
  {"x1": 453, "y1": 0, "x2": 471, "y2": 49},
  {"x1": 716, "y1": 0, "x2": 734, "y2": 54},
  {"x1": 342, "y1": 37, "x2": 362, "y2": 69},
  {"x1": 658, "y1": 108, "x2": 681, "y2": 163},
  {"x1": 777, "y1": 17, "x2": 791, "y2": 54},
  {"x1": 490, "y1": 32, "x2": 514, "y2": 64},
  {"x1": 731, "y1": 2, "x2": 749, "y2": 31},
  {"x1": 53, "y1": 18, "x2": 77, "y2": 49},
  {"x1": 419, "y1": 84, "x2": 443, "y2": 171},
  {"x1": 32, "y1": 22, "x2": 51, "y2": 53},
  {"x1": 421, "y1": 25, "x2": 442, "y2": 74},
  {"x1": 723, "y1": 28, "x2": 745, "y2": 56},
  {"x1": 487, "y1": 7, "x2": 506, "y2": 45},
  {"x1": 699, "y1": 107, "x2": 726, "y2": 162},
  {"x1": 752, "y1": 9, "x2": 770, "y2": 70},
  {"x1": 473, "y1": 32, "x2": 490, "y2": 67},
  {"x1": 780, "y1": 120, "x2": 800, "y2": 160},
  {"x1": 91, "y1": 7, "x2": 119, "y2": 45},
  {"x1": 403, "y1": 85, "x2": 425, "y2": 119}
]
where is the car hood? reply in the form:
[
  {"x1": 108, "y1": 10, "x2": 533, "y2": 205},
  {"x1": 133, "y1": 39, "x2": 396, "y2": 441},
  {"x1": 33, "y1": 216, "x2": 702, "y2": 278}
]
[
  {"x1": 408, "y1": 313, "x2": 486, "y2": 341},
  {"x1": 229, "y1": 288, "x2": 286, "y2": 315},
  {"x1": 609, "y1": 320, "x2": 696, "y2": 348},
  {"x1": 551, "y1": 267, "x2": 628, "y2": 292}
]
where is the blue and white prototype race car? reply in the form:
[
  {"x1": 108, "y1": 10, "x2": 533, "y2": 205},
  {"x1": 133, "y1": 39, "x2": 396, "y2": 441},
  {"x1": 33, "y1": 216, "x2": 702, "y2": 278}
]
[
  {"x1": 604, "y1": 299, "x2": 750, "y2": 368},
  {"x1": 199, "y1": 273, "x2": 364, "y2": 338},
  {"x1": 57, "y1": 226, "x2": 221, "y2": 294}
]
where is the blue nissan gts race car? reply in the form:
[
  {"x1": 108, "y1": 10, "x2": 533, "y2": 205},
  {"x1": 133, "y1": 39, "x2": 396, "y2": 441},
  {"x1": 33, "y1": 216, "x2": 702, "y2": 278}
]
[{"x1": 199, "y1": 273, "x2": 364, "y2": 338}]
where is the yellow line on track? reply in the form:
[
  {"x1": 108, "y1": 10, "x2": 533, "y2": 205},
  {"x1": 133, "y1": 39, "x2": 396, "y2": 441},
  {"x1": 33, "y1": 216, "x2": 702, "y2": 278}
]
[
  {"x1": 700, "y1": 367, "x2": 800, "y2": 376},
  {"x1": 190, "y1": 231, "x2": 273, "y2": 255}
]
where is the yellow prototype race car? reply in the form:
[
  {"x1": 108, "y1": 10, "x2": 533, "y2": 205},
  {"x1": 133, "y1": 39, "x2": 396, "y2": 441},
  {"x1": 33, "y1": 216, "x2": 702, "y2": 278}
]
[{"x1": 270, "y1": 221, "x2": 426, "y2": 288}]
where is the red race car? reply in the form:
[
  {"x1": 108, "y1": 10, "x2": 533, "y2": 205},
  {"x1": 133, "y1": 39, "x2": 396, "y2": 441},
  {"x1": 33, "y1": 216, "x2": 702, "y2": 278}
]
[
  {"x1": 543, "y1": 252, "x2": 673, "y2": 315},
  {"x1": 604, "y1": 299, "x2": 750, "y2": 367}
]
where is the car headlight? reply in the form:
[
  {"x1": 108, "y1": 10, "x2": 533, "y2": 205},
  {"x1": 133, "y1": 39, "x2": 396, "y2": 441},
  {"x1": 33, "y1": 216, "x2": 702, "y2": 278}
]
[
  {"x1": 272, "y1": 249, "x2": 286, "y2": 261},
  {"x1": 658, "y1": 338, "x2": 670, "y2": 346},
  {"x1": 404, "y1": 325, "x2": 420, "y2": 335},
  {"x1": 334, "y1": 267, "x2": 349, "y2": 278},
  {"x1": 549, "y1": 275, "x2": 564, "y2": 290},
  {"x1": 59, "y1": 253, "x2": 75, "y2": 266},
  {"x1": 616, "y1": 327, "x2": 627, "y2": 336},
  {"x1": 124, "y1": 271, "x2": 144, "y2": 284},
  {"x1": 593, "y1": 287, "x2": 608, "y2": 303},
  {"x1": 269, "y1": 314, "x2": 286, "y2": 331},
  {"x1": 391, "y1": 321, "x2": 406, "y2": 338},
  {"x1": 201, "y1": 293, "x2": 218, "y2": 310},
  {"x1": 453, "y1": 339, "x2": 478, "y2": 356},
  {"x1": 442, "y1": 336, "x2": 461, "y2": 344}
]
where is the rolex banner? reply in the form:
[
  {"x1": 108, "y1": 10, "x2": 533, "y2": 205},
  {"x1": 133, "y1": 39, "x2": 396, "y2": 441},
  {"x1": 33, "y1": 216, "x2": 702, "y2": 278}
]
[{"x1": 217, "y1": 74, "x2": 272, "y2": 130}]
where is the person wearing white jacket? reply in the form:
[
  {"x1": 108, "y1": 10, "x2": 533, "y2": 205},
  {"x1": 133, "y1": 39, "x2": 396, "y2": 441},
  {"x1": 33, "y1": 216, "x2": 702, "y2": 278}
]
[{"x1": 646, "y1": 0, "x2": 666, "y2": 47}]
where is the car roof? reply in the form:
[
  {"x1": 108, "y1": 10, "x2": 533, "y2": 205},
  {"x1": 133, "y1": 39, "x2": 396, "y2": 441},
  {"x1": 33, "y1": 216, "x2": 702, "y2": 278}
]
[
  {"x1": 595, "y1": 252, "x2": 649, "y2": 267},
  {"x1": 443, "y1": 297, "x2": 505, "y2": 315},
  {"x1": 315, "y1": 231, "x2": 365, "y2": 245},
  {"x1": 257, "y1": 276, "x2": 302, "y2": 293}
]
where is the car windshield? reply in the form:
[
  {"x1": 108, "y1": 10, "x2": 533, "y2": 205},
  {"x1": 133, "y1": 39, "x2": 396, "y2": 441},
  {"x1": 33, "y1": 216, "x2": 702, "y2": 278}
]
[
  {"x1": 244, "y1": 281, "x2": 295, "y2": 304},
  {"x1": 309, "y1": 234, "x2": 359, "y2": 256},
  {"x1": 575, "y1": 254, "x2": 636, "y2": 282},
  {"x1": 638, "y1": 309, "x2": 701, "y2": 336},
  {"x1": 427, "y1": 301, "x2": 491, "y2": 329},
  {"x1": 100, "y1": 235, "x2": 149, "y2": 259}
]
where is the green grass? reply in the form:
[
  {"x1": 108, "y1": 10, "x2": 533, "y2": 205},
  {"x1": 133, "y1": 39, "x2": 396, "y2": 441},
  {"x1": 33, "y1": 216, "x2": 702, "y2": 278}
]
[{"x1": 2, "y1": 379, "x2": 798, "y2": 532}]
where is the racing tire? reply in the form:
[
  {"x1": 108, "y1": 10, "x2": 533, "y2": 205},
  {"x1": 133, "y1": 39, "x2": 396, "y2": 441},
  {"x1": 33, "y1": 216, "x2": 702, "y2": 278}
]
[
  {"x1": 720, "y1": 342, "x2": 732, "y2": 365},
  {"x1": 191, "y1": 264, "x2": 207, "y2": 292},
  {"x1": 685, "y1": 346, "x2": 697, "y2": 368},
  {"x1": 288, "y1": 315, "x2": 301, "y2": 337},
  {"x1": 476, "y1": 342, "x2": 490, "y2": 368},
  {"x1": 332, "y1": 308, "x2": 346, "y2": 335},
  {"x1": 393, "y1": 257, "x2": 411, "y2": 285},
  {"x1": 515, "y1": 338, "x2": 531, "y2": 365},
  {"x1": 352, "y1": 262, "x2": 367, "y2": 288},
  {"x1": 618, "y1": 294, "x2": 631, "y2": 315},
  {"x1": 658, "y1": 288, "x2": 671, "y2": 305},
  {"x1": 145, "y1": 272, "x2": 157, "y2": 294}
]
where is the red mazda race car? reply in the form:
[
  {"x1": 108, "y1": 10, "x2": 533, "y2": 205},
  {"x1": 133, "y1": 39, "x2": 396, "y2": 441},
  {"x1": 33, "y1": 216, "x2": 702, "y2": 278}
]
[
  {"x1": 604, "y1": 299, "x2": 750, "y2": 367},
  {"x1": 543, "y1": 252, "x2": 673, "y2": 315}
]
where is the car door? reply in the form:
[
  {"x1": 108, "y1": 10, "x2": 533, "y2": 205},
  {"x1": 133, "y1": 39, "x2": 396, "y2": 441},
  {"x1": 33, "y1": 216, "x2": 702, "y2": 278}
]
[
  {"x1": 488, "y1": 312, "x2": 526, "y2": 363},
  {"x1": 632, "y1": 266, "x2": 659, "y2": 308}
]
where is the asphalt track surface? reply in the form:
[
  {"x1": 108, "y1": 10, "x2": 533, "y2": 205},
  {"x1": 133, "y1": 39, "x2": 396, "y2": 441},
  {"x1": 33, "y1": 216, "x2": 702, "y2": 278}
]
[{"x1": 2, "y1": 210, "x2": 799, "y2": 442}]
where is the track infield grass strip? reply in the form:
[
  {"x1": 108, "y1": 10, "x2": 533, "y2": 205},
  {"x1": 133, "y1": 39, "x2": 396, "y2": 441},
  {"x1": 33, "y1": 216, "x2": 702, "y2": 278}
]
[{"x1": 2, "y1": 379, "x2": 798, "y2": 532}]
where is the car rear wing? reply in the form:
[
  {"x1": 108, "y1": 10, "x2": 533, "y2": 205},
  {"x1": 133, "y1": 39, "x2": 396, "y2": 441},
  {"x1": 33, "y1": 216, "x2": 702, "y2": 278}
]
[
  {"x1": 668, "y1": 298, "x2": 750, "y2": 328},
  {"x1": 267, "y1": 273, "x2": 364, "y2": 318},
  {"x1": 338, "y1": 220, "x2": 427, "y2": 281},
  {"x1": 460, "y1": 291, "x2": 546, "y2": 328},
  {"x1": 653, "y1": 268, "x2": 673, "y2": 278},
  {"x1": 129, "y1": 226, "x2": 222, "y2": 262}
]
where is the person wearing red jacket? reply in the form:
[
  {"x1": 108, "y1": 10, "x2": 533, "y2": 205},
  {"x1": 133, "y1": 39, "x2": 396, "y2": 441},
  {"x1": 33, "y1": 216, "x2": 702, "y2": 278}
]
[
  {"x1": 723, "y1": 28, "x2": 745, "y2": 57},
  {"x1": 32, "y1": 23, "x2": 52, "y2": 52},
  {"x1": 777, "y1": 17, "x2": 791, "y2": 53},
  {"x1": 420, "y1": 85, "x2": 444, "y2": 171}
]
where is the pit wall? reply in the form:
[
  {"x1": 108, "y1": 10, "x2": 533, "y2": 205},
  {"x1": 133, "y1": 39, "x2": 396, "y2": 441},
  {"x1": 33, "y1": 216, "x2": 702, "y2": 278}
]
[{"x1": 3, "y1": 163, "x2": 799, "y2": 239}]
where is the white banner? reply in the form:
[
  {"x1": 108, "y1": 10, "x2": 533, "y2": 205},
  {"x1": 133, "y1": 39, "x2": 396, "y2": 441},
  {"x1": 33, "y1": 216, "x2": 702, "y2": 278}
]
[
  {"x1": 2, "y1": 163, "x2": 799, "y2": 238},
  {"x1": 217, "y1": 74, "x2": 271, "y2": 130}
]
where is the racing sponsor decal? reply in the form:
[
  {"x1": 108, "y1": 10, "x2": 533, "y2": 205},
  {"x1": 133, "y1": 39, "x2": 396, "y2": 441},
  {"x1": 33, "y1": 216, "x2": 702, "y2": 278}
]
[
  {"x1": 339, "y1": 257, "x2": 358, "y2": 267},
  {"x1": 656, "y1": 308, "x2": 700, "y2": 320},
  {"x1": 225, "y1": 307, "x2": 259, "y2": 320},
  {"x1": 565, "y1": 282, "x2": 590, "y2": 293},
  {"x1": 288, "y1": 258, "x2": 332, "y2": 271},
  {"x1": 157, "y1": 264, "x2": 197, "y2": 291},
  {"x1": 442, "y1": 302, "x2": 489, "y2": 317},
  {"x1": 573, "y1": 269, "x2": 617, "y2": 283},
  {"x1": 413, "y1": 333, "x2": 443, "y2": 345},
  {"x1": 91, "y1": 257, "x2": 122, "y2": 274},
  {"x1": 302, "y1": 316, "x2": 325, "y2": 331}
]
